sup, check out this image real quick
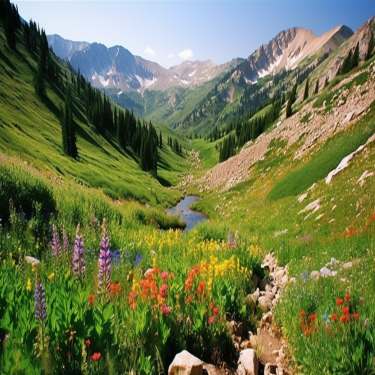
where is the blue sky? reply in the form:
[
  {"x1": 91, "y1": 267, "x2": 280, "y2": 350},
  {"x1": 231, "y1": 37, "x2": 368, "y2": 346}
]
[{"x1": 13, "y1": 1, "x2": 375, "y2": 69}]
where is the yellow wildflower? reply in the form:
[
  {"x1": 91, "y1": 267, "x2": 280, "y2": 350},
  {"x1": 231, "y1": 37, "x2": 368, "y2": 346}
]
[
  {"x1": 26, "y1": 278, "x2": 32, "y2": 292},
  {"x1": 9, "y1": 252, "x2": 12, "y2": 259},
  {"x1": 48, "y1": 273, "x2": 55, "y2": 281}
]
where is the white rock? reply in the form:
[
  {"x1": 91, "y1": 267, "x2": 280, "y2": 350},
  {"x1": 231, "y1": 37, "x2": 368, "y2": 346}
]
[
  {"x1": 168, "y1": 350, "x2": 203, "y2": 375},
  {"x1": 238, "y1": 349, "x2": 259, "y2": 375},
  {"x1": 258, "y1": 296, "x2": 272, "y2": 313}
]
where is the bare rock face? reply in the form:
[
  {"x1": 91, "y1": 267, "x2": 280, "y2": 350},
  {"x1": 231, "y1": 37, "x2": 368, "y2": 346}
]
[
  {"x1": 168, "y1": 350, "x2": 203, "y2": 375},
  {"x1": 237, "y1": 349, "x2": 259, "y2": 375}
]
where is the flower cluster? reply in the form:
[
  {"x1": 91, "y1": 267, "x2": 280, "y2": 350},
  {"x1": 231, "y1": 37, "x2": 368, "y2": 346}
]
[
  {"x1": 208, "y1": 302, "x2": 220, "y2": 325},
  {"x1": 34, "y1": 281, "x2": 47, "y2": 323},
  {"x1": 98, "y1": 219, "x2": 111, "y2": 295},
  {"x1": 300, "y1": 310, "x2": 317, "y2": 336},
  {"x1": 51, "y1": 224, "x2": 62, "y2": 258},
  {"x1": 73, "y1": 224, "x2": 85, "y2": 279}
]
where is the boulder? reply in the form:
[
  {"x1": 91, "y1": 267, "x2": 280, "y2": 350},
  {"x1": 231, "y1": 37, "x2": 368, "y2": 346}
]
[
  {"x1": 258, "y1": 296, "x2": 272, "y2": 313},
  {"x1": 259, "y1": 278, "x2": 273, "y2": 291},
  {"x1": 238, "y1": 349, "x2": 259, "y2": 375},
  {"x1": 168, "y1": 350, "x2": 203, "y2": 375}
]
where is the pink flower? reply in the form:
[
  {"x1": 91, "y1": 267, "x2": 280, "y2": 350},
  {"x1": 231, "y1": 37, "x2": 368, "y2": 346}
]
[
  {"x1": 160, "y1": 271, "x2": 169, "y2": 279},
  {"x1": 161, "y1": 303, "x2": 172, "y2": 315},
  {"x1": 208, "y1": 315, "x2": 216, "y2": 325}
]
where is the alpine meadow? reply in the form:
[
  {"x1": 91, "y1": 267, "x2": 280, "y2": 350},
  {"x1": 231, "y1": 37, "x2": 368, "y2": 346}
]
[{"x1": 1, "y1": 1, "x2": 375, "y2": 374}]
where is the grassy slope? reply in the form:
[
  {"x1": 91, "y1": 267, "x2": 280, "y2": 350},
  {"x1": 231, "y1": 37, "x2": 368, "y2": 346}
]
[{"x1": 0, "y1": 26, "x2": 188, "y2": 209}]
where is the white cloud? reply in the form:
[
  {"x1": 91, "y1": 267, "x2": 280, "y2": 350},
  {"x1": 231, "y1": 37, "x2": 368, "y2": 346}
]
[
  {"x1": 178, "y1": 49, "x2": 193, "y2": 60},
  {"x1": 166, "y1": 53, "x2": 174, "y2": 59},
  {"x1": 144, "y1": 46, "x2": 155, "y2": 56}
]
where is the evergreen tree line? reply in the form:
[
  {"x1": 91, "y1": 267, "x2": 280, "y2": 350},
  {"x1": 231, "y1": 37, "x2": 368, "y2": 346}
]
[
  {"x1": 167, "y1": 136, "x2": 183, "y2": 155},
  {"x1": 0, "y1": 0, "x2": 20, "y2": 50},
  {"x1": 219, "y1": 98, "x2": 283, "y2": 163}
]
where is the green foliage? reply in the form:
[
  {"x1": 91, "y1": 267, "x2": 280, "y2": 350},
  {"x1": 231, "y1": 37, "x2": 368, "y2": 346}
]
[
  {"x1": 0, "y1": 161, "x2": 56, "y2": 225},
  {"x1": 268, "y1": 120, "x2": 375, "y2": 200}
]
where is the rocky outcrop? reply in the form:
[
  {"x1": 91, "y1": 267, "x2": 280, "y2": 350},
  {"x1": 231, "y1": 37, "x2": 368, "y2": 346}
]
[{"x1": 168, "y1": 350, "x2": 203, "y2": 375}]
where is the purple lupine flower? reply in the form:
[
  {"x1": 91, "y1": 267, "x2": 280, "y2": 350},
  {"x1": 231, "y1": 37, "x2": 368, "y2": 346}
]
[
  {"x1": 98, "y1": 219, "x2": 111, "y2": 295},
  {"x1": 34, "y1": 281, "x2": 47, "y2": 323},
  {"x1": 73, "y1": 224, "x2": 85, "y2": 279},
  {"x1": 51, "y1": 224, "x2": 62, "y2": 258}
]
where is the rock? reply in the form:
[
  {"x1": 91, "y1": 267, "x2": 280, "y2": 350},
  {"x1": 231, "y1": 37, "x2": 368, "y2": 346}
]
[
  {"x1": 260, "y1": 311, "x2": 273, "y2": 327},
  {"x1": 260, "y1": 278, "x2": 273, "y2": 291},
  {"x1": 249, "y1": 332, "x2": 258, "y2": 348},
  {"x1": 238, "y1": 349, "x2": 259, "y2": 375},
  {"x1": 168, "y1": 350, "x2": 203, "y2": 375},
  {"x1": 357, "y1": 170, "x2": 374, "y2": 186},
  {"x1": 320, "y1": 266, "x2": 337, "y2": 277},
  {"x1": 298, "y1": 193, "x2": 308, "y2": 203},
  {"x1": 258, "y1": 296, "x2": 272, "y2": 313},
  {"x1": 275, "y1": 269, "x2": 285, "y2": 280},
  {"x1": 337, "y1": 99, "x2": 345, "y2": 107},
  {"x1": 264, "y1": 363, "x2": 277, "y2": 375},
  {"x1": 343, "y1": 261, "x2": 353, "y2": 269},
  {"x1": 246, "y1": 288, "x2": 260, "y2": 313}
]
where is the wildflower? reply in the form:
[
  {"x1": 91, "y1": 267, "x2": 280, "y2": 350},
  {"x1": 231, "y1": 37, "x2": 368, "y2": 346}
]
[
  {"x1": 160, "y1": 271, "x2": 169, "y2": 279},
  {"x1": 26, "y1": 278, "x2": 32, "y2": 292},
  {"x1": 159, "y1": 284, "x2": 168, "y2": 298},
  {"x1": 67, "y1": 352, "x2": 71, "y2": 359},
  {"x1": 364, "y1": 320, "x2": 368, "y2": 329},
  {"x1": 169, "y1": 272, "x2": 174, "y2": 278},
  {"x1": 48, "y1": 273, "x2": 55, "y2": 281},
  {"x1": 336, "y1": 298, "x2": 343, "y2": 307},
  {"x1": 331, "y1": 313, "x2": 338, "y2": 321},
  {"x1": 51, "y1": 224, "x2": 62, "y2": 258},
  {"x1": 56, "y1": 346, "x2": 60, "y2": 351},
  {"x1": 208, "y1": 315, "x2": 216, "y2": 325},
  {"x1": 342, "y1": 307, "x2": 349, "y2": 315},
  {"x1": 85, "y1": 339, "x2": 90, "y2": 347},
  {"x1": 92, "y1": 352, "x2": 101, "y2": 361},
  {"x1": 300, "y1": 310, "x2": 306, "y2": 318},
  {"x1": 309, "y1": 313, "x2": 317, "y2": 322},
  {"x1": 98, "y1": 219, "x2": 111, "y2": 295},
  {"x1": 345, "y1": 293, "x2": 350, "y2": 303},
  {"x1": 353, "y1": 313, "x2": 359, "y2": 320},
  {"x1": 161, "y1": 303, "x2": 172, "y2": 315},
  {"x1": 88, "y1": 293, "x2": 95, "y2": 306},
  {"x1": 110, "y1": 250, "x2": 120, "y2": 268},
  {"x1": 110, "y1": 283, "x2": 121, "y2": 298},
  {"x1": 213, "y1": 307, "x2": 219, "y2": 315},
  {"x1": 359, "y1": 297, "x2": 364, "y2": 306},
  {"x1": 73, "y1": 224, "x2": 85, "y2": 279},
  {"x1": 133, "y1": 253, "x2": 143, "y2": 265},
  {"x1": 130, "y1": 302, "x2": 137, "y2": 310},
  {"x1": 209, "y1": 302, "x2": 215, "y2": 310},
  {"x1": 340, "y1": 314, "x2": 350, "y2": 323},
  {"x1": 34, "y1": 282, "x2": 47, "y2": 323},
  {"x1": 186, "y1": 296, "x2": 192, "y2": 304},
  {"x1": 153, "y1": 267, "x2": 159, "y2": 274}
]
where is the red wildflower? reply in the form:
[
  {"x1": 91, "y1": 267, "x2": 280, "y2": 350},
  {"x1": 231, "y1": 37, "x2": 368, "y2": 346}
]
[
  {"x1": 88, "y1": 293, "x2": 95, "y2": 306},
  {"x1": 331, "y1": 313, "x2": 338, "y2": 320},
  {"x1": 56, "y1": 346, "x2": 60, "y2": 351},
  {"x1": 353, "y1": 313, "x2": 359, "y2": 320},
  {"x1": 91, "y1": 352, "x2": 101, "y2": 361},
  {"x1": 153, "y1": 267, "x2": 160, "y2": 274},
  {"x1": 345, "y1": 293, "x2": 350, "y2": 303},
  {"x1": 309, "y1": 313, "x2": 317, "y2": 322},
  {"x1": 67, "y1": 351, "x2": 71, "y2": 359},
  {"x1": 336, "y1": 298, "x2": 343, "y2": 307},
  {"x1": 208, "y1": 315, "x2": 216, "y2": 325},
  {"x1": 161, "y1": 303, "x2": 172, "y2": 315},
  {"x1": 213, "y1": 307, "x2": 220, "y2": 315},
  {"x1": 130, "y1": 302, "x2": 137, "y2": 310},
  {"x1": 186, "y1": 296, "x2": 192, "y2": 304},
  {"x1": 169, "y1": 272, "x2": 174, "y2": 278},
  {"x1": 85, "y1": 339, "x2": 90, "y2": 347},
  {"x1": 110, "y1": 283, "x2": 121, "y2": 298},
  {"x1": 159, "y1": 283, "x2": 168, "y2": 298},
  {"x1": 342, "y1": 307, "x2": 349, "y2": 315},
  {"x1": 160, "y1": 271, "x2": 169, "y2": 279},
  {"x1": 300, "y1": 310, "x2": 306, "y2": 318},
  {"x1": 209, "y1": 302, "x2": 215, "y2": 310},
  {"x1": 341, "y1": 314, "x2": 350, "y2": 323}
]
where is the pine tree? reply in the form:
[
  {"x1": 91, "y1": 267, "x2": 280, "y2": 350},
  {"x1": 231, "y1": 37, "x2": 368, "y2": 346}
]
[
  {"x1": 303, "y1": 79, "x2": 309, "y2": 101},
  {"x1": 366, "y1": 30, "x2": 374, "y2": 60},
  {"x1": 159, "y1": 131, "x2": 162, "y2": 149},
  {"x1": 350, "y1": 42, "x2": 359, "y2": 70},
  {"x1": 286, "y1": 83, "x2": 297, "y2": 118},
  {"x1": 62, "y1": 85, "x2": 77, "y2": 158},
  {"x1": 314, "y1": 79, "x2": 319, "y2": 94},
  {"x1": 34, "y1": 51, "x2": 46, "y2": 97}
]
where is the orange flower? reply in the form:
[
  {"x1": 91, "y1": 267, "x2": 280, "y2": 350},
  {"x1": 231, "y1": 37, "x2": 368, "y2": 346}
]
[
  {"x1": 186, "y1": 296, "x2": 192, "y2": 304},
  {"x1": 67, "y1": 351, "x2": 71, "y2": 359},
  {"x1": 91, "y1": 352, "x2": 101, "y2": 361},
  {"x1": 85, "y1": 339, "x2": 90, "y2": 347},
  {"x1": 345, "y1": 293, "x2": 350, "y2": 303},
  {"x1": 336, "y1": 298, "x2": 343, "y2": 307},
  {"x1": 309, "y1": 313, "x2": 317, "y2": 322},
  {"x1": 130, "y1": 302, "x2": 137, "y2": 310},
  {"x1": 300, "y1": 310, "x2": 306, "y2": 318},
  {"x1": 340, "y1": 314, "x2": 350, "y2": 323},
  {"x1": 331, "y1": 313, "x2": 338, "y2": 320},
  {"x1": 153, "y1": 267, "x2": 160, "y2": 274},
  {"x1": 88, "y1": 294, "x2": 95, "y2": 306},
  {"x1": 353, "y1": 313, "x2": 359, "y2": 320},
  {"x1": 342, "y1": 307, "x2": 349, "y2": 315},
  {"x1": 209, "y1": 302, "x2": 215, "y2": 310},
  {"x1": 213, "y1": 307, "x2": 219, "y2": 315}
]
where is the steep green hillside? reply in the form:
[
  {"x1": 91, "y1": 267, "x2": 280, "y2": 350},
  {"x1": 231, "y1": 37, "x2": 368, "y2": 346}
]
[{"x1": 0, "y1": 17, "x2": 189, "y2": 209}]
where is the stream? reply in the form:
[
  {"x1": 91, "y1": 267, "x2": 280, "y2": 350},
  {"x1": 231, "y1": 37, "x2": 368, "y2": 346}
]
[{"x1": 166, "y1": 196, "x2": 207, "y2": 232}]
